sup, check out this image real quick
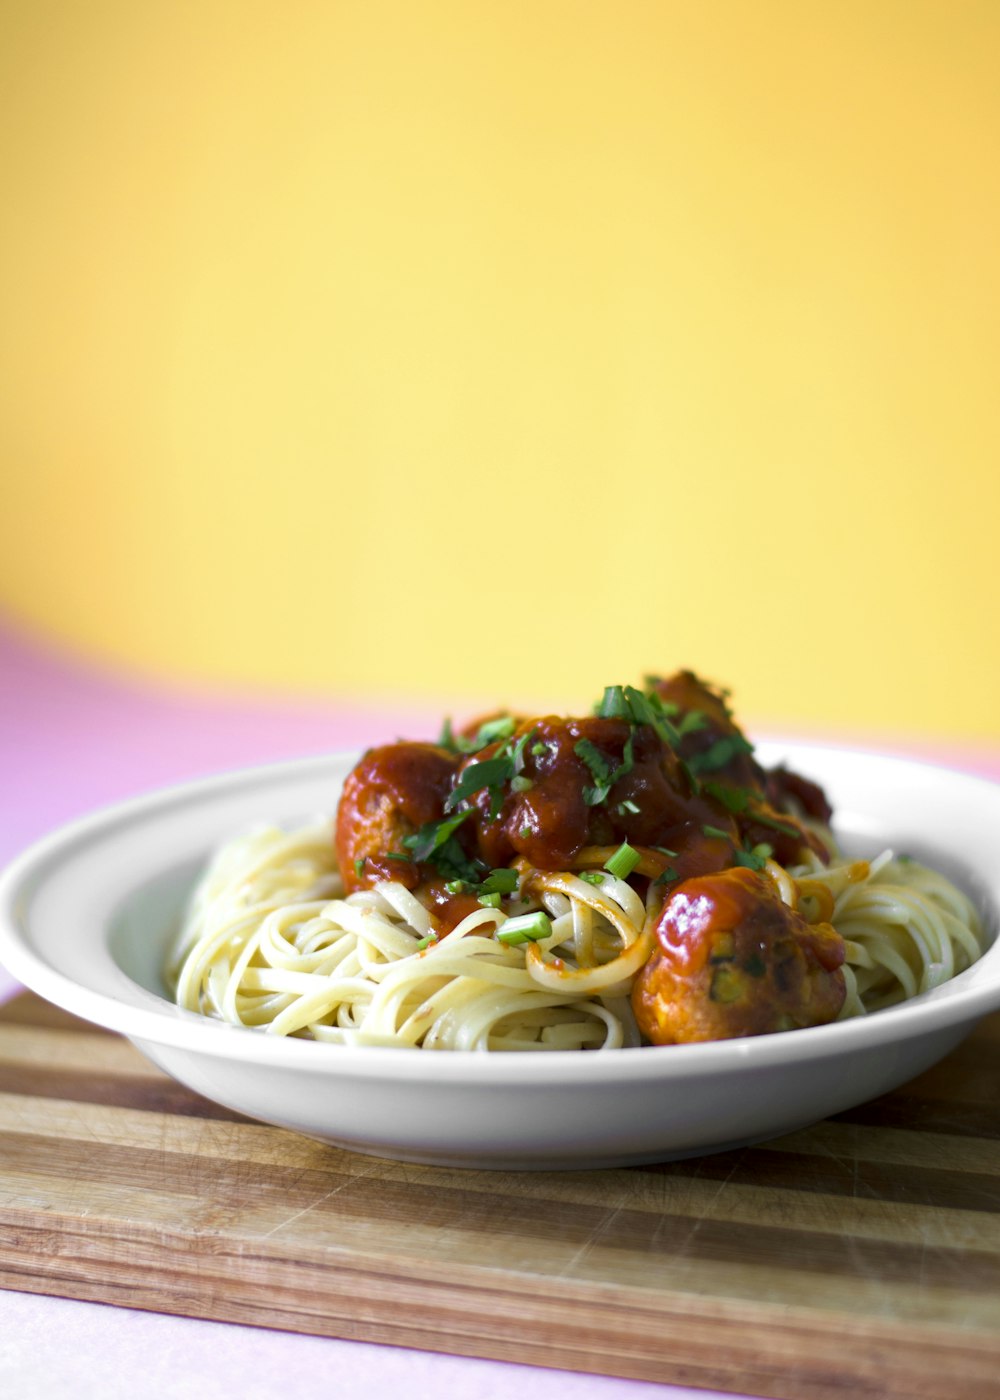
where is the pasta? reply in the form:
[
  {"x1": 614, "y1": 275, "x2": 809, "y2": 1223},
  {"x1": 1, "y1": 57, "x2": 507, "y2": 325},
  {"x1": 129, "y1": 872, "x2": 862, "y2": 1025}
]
[{"x1": 166, "y1": 672, "x2": 985, "y2": 1050}]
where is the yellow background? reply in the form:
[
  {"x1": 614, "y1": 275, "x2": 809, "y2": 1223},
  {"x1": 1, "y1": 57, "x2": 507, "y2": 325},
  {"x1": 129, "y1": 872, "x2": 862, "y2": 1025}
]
[{"x1": 1, "y1": 1, "x2": 998, "y2": 736}]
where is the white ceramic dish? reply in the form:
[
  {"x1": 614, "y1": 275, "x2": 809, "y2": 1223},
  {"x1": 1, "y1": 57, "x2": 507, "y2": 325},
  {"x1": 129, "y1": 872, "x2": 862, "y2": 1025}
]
[{"x1": 1, "y1": 743, "x2": 998, "y2": 1170}]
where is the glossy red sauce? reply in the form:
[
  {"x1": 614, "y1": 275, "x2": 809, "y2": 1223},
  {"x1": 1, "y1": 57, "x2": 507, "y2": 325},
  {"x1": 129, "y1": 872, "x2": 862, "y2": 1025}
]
[
  {"x1": 633, "y1": 867, "x2": 846, "y2": 1043},
  {"x1": 334, "y1": 673, "x2": 829, "y2": 910}
]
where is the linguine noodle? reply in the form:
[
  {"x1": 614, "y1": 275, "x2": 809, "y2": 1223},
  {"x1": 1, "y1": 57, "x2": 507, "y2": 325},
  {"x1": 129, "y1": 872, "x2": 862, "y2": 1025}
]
[{"x1": 166, "y1": 819, "x2": 985, "y2": 1050}]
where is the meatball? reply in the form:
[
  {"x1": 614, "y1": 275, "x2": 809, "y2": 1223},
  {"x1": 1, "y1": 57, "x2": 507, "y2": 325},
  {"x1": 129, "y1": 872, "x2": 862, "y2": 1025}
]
[
  {"x1": 335, "y1": 742, "x2": 460, "y2": 892},
  {"x1": 456, "y1": 715, "x2": 719, "y2": 871},
  {"x1": 651, "y1": 669, "x2": 765, "y2": 791},
  {"x1": 632, "y1": 866, "x2": 846, "y2": 1044}
]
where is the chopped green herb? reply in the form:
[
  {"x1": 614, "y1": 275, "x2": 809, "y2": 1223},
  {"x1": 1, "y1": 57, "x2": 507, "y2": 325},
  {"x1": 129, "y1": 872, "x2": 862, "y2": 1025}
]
[
  {"x1": 604, "y1": 842, "x2": 640, "y2": 880},
  {"x1": 438, "y1": 713, "x2": 516, "y2": 756},
  {"x1": 749, "y1": 811, "x2": 801, "y2": 839},
  {"x1": 616, "y1": 799, "x2": 640, "y2": 815},
  {"x1": 385, "y1": 851, "x2": 413, "y2": 862},
  {"x1": 415, "y1": 934, "x2": 437, "y2": 950},
  {"x1": 497, "y1": 911, "x2": 553, "y2": 945},
  {"x1": 701, "y1": 824, "x2": 732, "y2": 841},
  {"x1": 519, "y1": 825, "x2": 532, "y2": 839},
  {"x1": 510, "y1": 775, "x2": 533, "y2": 793},
  {"x1": 437, "y1": 716, "x2": 458, "y2": 752},
  {"x1": 478, "y1": 892, "x2": 502, "y2": 908},
  {"x1": 579, "y1": 871, "x2": 605, "y2": 886},
  {"x1": 686, "y1": 734, "x2": 755, "y2": 776},
  {"x1": 443, "y1": 866, "x2": 518, "y2": 899},
  {"x1": 676, "y1": 709, "x2": 708, "y2": 737},
  {"x1": 530, "y1": 741, "x2": 547, "y2": 757},
  {"x1": 473, "y1": 715, "x2": 516, "y2": 748},
  {"x1": 444, "y1": 726, "x2": 538, "y2": 821},
  {"x1": 444, "y1": 755, "x2": 513, "y2": 813},
  {"x1": 399, "y1": 810, "x2": 485, "y2": 884},
  {"x1": 480, "y1": 867, "x2": 519, "y2": 895},
  {"x1": 703, "y1": 780, "x2": 755, "y2": 814},
  {"x1": 733, "y1": 841, "x2": 773, "y2": 872},
  {"x1": 574, "y1": 733, "x2": 635, "y2": 808},
  {"x1": 354, "y1": 857, "x2": 365, "y2": 878},
  {"x1": 652, "y1": 865, "x2": 679, "y2": 887},
  {"x1": 403, "y1": 809, "x2": 473, "y2": 862},
  {"x1": 653, "y1": 846, "x2": 679, "y2": 857}
]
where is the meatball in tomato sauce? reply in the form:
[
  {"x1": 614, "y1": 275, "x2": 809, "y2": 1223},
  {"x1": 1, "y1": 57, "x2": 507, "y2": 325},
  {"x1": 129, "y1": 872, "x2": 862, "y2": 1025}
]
[
  {"x1": 632, "y1": 867, "x2": 846, "y2": 1044},
  {"x1": 335, "y1": 742, "x2": 459, "y2": 892}
]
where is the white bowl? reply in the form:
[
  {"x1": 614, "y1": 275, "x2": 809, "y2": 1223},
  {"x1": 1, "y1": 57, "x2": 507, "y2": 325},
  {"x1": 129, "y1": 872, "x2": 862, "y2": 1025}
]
[{"x1": 1, "y1": 743, "x2": 998, "y2": 1170}]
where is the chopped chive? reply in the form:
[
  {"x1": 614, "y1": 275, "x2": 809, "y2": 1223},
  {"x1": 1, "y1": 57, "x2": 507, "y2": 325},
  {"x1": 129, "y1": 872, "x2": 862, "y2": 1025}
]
[
  {"x1": 354, "y1": 857, "x2": 365, "y2": 878},
  {"x1": 530, "y1": 741, "x2": 547, "y2": 756},
  {"x1": 385, "y1": 851, "x2": 413, "y2": 862},
  {"x1": 653, "y1": 865, "x2": 679, "y2": 887},
  {"x1": 749, "y1": 811, "x2": 801, "y2": 839},
  {"x1": 444, "y1": 879, "x2": 471, "y2": 894},
  {"x1": 604, "y1": 842, "x2": 640, "y2": 880},
  {"x1": 579, "y1": 871, "x2": 605, "y2": 886},
  {"x1": 702, "y1": 824, "x2": 731, "y2": 841},
  {"x1": 616, "y1": 799, "x2": 640, "y2": 815},
  {"x1": 478, "y1": 892, "x2": 502, "y2": 908},
  {"x1": 510, "y1": 775, "x2": 533, "y2": 793},
  {"x1": 496, "y1": 911, "x2": 553, "y2": 945},
  {"x1": 415, "y1": 934, "x2": 437, "y2": 950}
]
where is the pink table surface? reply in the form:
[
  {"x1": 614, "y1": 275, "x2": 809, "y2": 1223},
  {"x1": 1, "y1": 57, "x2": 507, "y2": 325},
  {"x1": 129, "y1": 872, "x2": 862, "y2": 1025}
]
[{"x1": 2, "y1": 616, "x2": 998, "y2": 1400}]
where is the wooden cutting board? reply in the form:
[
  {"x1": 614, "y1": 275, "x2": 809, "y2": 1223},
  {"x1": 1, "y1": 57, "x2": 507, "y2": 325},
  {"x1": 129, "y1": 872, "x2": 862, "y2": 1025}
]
[{"x1": 1, "y1": 992, "x2": 999, "y2": 1400}]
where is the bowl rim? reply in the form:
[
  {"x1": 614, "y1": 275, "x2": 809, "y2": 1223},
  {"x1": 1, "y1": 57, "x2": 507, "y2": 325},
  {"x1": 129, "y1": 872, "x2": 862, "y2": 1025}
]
[{"x1": 1, "y1": 742, "x2": 999, "y2": 1087}]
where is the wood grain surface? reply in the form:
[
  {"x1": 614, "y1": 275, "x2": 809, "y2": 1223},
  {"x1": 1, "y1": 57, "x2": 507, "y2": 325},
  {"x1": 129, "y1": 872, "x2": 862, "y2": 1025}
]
[{"x1": 1, "y1": 992, "x2": 999, "y2": 1400}]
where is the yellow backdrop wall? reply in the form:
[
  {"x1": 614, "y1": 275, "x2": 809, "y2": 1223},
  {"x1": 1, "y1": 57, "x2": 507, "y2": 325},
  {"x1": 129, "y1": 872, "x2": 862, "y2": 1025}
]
[{"x1": 1, "y1": 2, "x2": 998, "y2": 736}]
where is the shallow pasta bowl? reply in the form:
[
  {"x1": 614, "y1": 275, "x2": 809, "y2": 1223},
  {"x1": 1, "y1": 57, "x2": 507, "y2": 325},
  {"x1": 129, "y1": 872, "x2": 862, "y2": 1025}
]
[{"x1": 1, "y1": 743, "x2": 998, "y2": 1170}]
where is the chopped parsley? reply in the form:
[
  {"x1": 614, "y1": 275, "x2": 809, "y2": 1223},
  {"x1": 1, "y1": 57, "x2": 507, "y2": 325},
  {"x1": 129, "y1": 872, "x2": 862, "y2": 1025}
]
[
  {"x1": 403, "y1": 809, "x2": 473, "y2": 862},
  {"x1": 438, "y1": 713, "x2": 516, "y2": 756},
  {"x1": 443, "y1": 726, "x2": 537, "y2": 821},
  {"x1": 574, "y1": 733, "x2": 635, "y2": 807},
  {"x1": 400, "y1": 810, "x2": 484, "y2": 885},
  {"x1": 444, "y1": 866, "x2": 519, "y2": 899},
  {"x1": 676, "y1": 709, "x2": 708, "y2": 738},
  {"x1": 733, "y1": 841, "x2": 774, "y2": 872},
  {"x1": 686, "y1": 733, "x2": 755, "y2": 776}
]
